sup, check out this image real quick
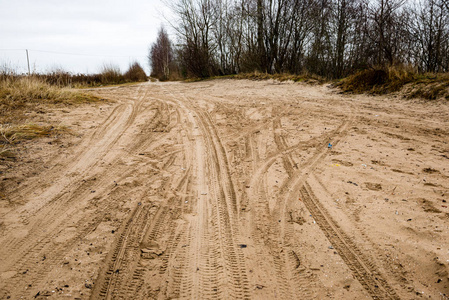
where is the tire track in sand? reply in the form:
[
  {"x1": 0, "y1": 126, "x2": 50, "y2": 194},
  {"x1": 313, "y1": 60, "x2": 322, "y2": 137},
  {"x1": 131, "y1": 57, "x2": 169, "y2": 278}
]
[
  {"x1": 0, "y1": 85, "x2": 160, "y2": 299},
  {"x1": 0, "y1": 86, "x2": 148, "y2": 265},
  {"x1": 151, "y1": 87, "x2": 250, "y2": 299},
  {"x1": 89, "y1": 90, "x2": 196, "y2": 299},
  {"x1": 271, "y1": 106, "x2": 400, "y2": 299},
  {"x1": 299, "y1": 183, "x2": 400, "y2": 300}
]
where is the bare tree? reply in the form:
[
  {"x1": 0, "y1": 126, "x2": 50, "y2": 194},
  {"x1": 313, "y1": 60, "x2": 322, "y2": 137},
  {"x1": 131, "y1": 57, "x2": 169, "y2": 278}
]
[
  {"x1": 168, "y1": 0, "x2": 217, "y2": 77},
  {"x1": 412, "y1": 0, "x2": 449, "y2": 72},
  {"x1": 156, "y1": 0, "x2": 449, "y2": 79},
  {"x1": 366, "y1": 0, "x2": 409, "y2": 66},
  {"x1": 149, "y1": 26, "x2": 174, "y2": 80}
]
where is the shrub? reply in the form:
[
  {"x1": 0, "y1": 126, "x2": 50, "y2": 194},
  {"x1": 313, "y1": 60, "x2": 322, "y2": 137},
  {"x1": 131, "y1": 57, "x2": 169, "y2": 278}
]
[
  {"x1": 124, "y1": 62, "x2": 147, "y2": 82},
  {"x1": 337, "y1": 66, "x2": 416, "y2": 94},
  {"x1": 337, "y1": 66, "x2": 449, "y2": 100},
  {"x1": 100, "y1": 63, "x2": 125, "y2": 85}
]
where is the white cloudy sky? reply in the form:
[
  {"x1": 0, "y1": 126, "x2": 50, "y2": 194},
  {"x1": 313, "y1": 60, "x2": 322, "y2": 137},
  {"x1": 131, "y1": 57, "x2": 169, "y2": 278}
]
[{"x1": 0, "y1": 0, "x2": 172, "y2": 74}]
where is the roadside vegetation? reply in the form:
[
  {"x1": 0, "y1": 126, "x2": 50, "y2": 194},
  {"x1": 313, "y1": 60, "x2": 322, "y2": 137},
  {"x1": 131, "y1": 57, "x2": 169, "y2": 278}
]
[
  {"x1": 336, "y1": 67, "x2": 449, "y2": 100},
  {"x1": 2, "y1": 61, "x2": 147, "y2": 88},
  {"x1": 0, "y1": 75, "x2": 96, "y2": 160},
  {"x1": 186, "y1": 71, "x2": 326, "y2": 84},
  {"x1": 0, "y1": 61, "x2": 147, "y2": 159}
]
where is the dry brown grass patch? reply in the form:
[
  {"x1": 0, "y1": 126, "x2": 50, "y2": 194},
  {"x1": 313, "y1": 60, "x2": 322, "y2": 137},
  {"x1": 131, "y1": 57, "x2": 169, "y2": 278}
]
[
  {"x1": 0, "y1": 76, "x2": 101, "y2": 160},
  {"x1": 231, "y1": 71, "x2": 326, "y2": 84},
  {"x1": 0, "y1": 76, "x2": 100, "y2": 109},
  {"x1": 188, "y1": 71, "x2": 327, "y2": 84},
  {"x1": 0, "y1": 124, "x2": 67, "y2": 142},
  {"x1": 337, "y1": 66, "x2": 449, "y2": 100},
  {"x1": 0, "y1": 76, "x2": 101, "y2": 124}
]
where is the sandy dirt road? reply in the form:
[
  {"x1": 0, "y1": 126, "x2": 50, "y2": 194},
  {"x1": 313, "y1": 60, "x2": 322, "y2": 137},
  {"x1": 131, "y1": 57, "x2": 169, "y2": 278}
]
[{"x1": 0, "y1": 80, "x2": 448, "y2": 299}]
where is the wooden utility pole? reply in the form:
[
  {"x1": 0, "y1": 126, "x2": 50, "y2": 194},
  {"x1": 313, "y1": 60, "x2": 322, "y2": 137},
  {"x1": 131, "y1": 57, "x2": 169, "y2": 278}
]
[{"x1": 26, "y1": 49, "x2": 31, "y2": 75}]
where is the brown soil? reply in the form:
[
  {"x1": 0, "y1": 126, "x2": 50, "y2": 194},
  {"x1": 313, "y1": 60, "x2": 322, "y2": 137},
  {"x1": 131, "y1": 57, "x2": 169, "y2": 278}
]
[{"x1": 0, "y1": 80, "x2": 448, "y2": 299}]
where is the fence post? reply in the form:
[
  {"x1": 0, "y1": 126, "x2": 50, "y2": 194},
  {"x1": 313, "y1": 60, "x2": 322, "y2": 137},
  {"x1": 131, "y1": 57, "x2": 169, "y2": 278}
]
[{"x1": 26, "y1": 49, "x2": 31, "y2": 75}]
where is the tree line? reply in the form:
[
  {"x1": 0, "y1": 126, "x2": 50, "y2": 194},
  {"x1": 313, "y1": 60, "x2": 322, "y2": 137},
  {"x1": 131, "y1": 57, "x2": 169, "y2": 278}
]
[{"x1": 149, "y1": 0, "x2": 449, "y2": 80}]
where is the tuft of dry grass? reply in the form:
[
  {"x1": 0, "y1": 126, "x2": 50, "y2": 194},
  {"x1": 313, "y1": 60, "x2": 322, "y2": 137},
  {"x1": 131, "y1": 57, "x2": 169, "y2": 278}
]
[
  {"x1": 0, "y1": 124, "x2": 67, "y2": 143},
  {"x1": 403, "y1": 73, "x2": 449, "y2": 100},
  {"x1": 0, "y1": 147, "x2": 16, "y2": 160},
  {"x1": 100, "y1": 64, "x2": 124, "y2": 85},
  {"x1": 336, "y1": 66, "x2": 415, "y2": 94},
  {"x1": 0, "y1": 124, "x2": 66, "y2": 162},
  {"x1": 336, "y1": 66, "x2": 449, "y2": 100}
]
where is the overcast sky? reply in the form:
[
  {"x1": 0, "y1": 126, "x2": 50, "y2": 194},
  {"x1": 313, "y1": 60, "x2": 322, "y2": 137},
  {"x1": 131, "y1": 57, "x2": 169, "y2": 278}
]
[{"x1": 0, "y1": 0, "x2": 172, "y2": 74}]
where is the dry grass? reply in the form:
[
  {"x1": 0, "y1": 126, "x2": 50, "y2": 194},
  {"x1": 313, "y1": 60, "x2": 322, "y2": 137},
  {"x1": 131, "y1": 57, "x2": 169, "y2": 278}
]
[
  {"x1": 99, "y1": 64, "x2": 124, "y2": 85},
  {"x1": 337, "y1": 66, "x2": 449, "y2": 100},
  {"x1": 0, "y1": 76, "x2": 99, "y2": 124},
  {"x1": 0, "y1": 63, "x2": 146, "y2": 164},
  {"x1": 187, "y1": 71, "x2": 327, "y2": 84},
  {"x1": 0, "y1": 124, "x2": 67, "y2": 143},
  {"x1": 336, "y1": 67, "x2": 414, "y2": 94},
  {"x1": 0, "y1": 76, "x2": 97, "y2": 104},
  {"x1": 404, "y1": 73, "x2": 449, "y2": 100},
  {"x1": 0, "y1": 147, "x2": 15, "y2": 160},
  {"x1": 0, "y1": 124, "x2": 69, "y2": 162},
  {"x1": 232, "y1": 72, "x2": 326, "y2": 84},
  {"x1": 1, "y1": 62, "x2": 148, "y2": 89},
  {"x1": 124, "y1": 62, "x2": 148, "y2": 82},
  {"x1": 0, "y1": 76, "x2": 101, "y2": 157}
]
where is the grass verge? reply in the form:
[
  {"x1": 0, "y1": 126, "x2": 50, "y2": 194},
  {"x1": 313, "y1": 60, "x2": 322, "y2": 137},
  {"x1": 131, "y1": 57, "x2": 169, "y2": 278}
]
[
  {"x1": 336, "y1": 67, "x2": 449, "y2": 100},
  {"x1": 0, "y1": 76, "x2": 100, "y2": 123},
  {"x1": 183, "y1": 71, "x2": 326, "y2": 84},
  {"x1": 0, "y1": 76, "x2": 101, "y2": 159},
  {"x1": 230, "y1": 72, "x2": 326, "y2": 84},
  {"x1": 0, "y1": 124, "x2": 68, "y2": 143}
]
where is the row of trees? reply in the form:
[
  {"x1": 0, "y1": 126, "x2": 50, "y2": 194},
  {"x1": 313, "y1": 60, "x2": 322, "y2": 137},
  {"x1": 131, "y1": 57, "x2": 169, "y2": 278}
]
[{"x1": 150, "y1": 0, "x2": 449, "y2": 79}]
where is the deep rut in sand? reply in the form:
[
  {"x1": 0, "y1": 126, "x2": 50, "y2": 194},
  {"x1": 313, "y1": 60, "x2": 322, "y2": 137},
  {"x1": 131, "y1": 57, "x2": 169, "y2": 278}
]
[{"x1": 2, "y1": 80, "x2": 449, "y2": 299}]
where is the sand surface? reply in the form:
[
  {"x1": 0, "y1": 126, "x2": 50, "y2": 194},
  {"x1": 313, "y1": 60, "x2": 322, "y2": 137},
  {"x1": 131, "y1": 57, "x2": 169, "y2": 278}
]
[{"x1": 0, "y1": 80, "x2": 448, "y2": 299}]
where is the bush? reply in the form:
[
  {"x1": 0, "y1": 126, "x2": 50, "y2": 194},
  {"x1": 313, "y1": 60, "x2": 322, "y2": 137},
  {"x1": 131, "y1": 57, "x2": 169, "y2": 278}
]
[
  {"x1": 337, "y1": 66, "x2": 416, "y2": 94},
  {"x1": 100, "y1": 64, "x2": 125, "y2": 85},
  {"x1": 337, "y1": 66, "x2": 449, "y2": 100},
  {"x1": 124, "y1": 62, "x2": 147, "y2": 82}
]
